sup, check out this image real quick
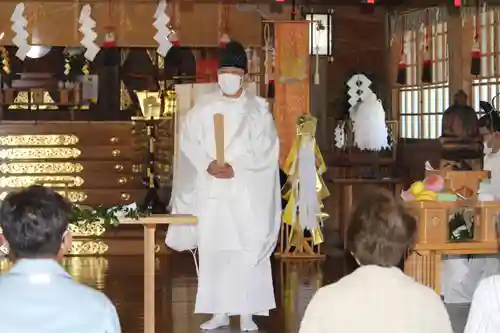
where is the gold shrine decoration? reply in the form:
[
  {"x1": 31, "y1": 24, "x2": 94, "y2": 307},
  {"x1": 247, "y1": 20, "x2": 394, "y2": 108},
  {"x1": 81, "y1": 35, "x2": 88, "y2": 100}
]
[
  {"x1": 0, "y1": 176, "x2": 84, "y2": 188},
  {"x1": 62, "y1": 257, "x2": 108, "y2": 288},
  {"x1": 0, "y1": 162, "x2": 83, "y2": 174},
  {"x1": 278, "y1": 114, "x2": 329, "y2": 259},
  {"x1": 0, "y1": 148, "x2": 81, "y2": 160},
  {"x1": 68, "y1": 240, "x2": 109, "y2": 255},
  {"x1": 0, "y1": 135, "x2": 79, "y2": 146},
  {"x1": 68, "y1": 223, "x2": 106, "y2": 237},
  {"x1": 8, "y1": 91, "x2": 59, "y2": 110},
  {"x1": 273, "y1": 21, "x2": 310, "y2": 166},
  {"x1": 0, "y1": 191, "x2": 87, "y2": 203}
]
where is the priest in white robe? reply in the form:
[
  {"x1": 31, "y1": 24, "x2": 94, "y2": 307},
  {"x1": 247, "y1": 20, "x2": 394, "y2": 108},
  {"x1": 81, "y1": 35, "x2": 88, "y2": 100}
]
[
  {"x1": 441, "y1": 111, "x2": 500, "y2": 304},
  {"x1": 174, "y1": 41, "x2": 281, "y2": 331}
]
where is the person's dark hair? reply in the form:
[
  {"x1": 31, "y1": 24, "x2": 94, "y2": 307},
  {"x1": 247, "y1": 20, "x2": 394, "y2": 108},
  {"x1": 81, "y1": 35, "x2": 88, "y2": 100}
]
[
  {"x1": 346, "y1": 189, "x2": 417, "y2": 267},
  {"x1": 478, "y1": 110, "x2": 500, "y2": 133},
  {"x1": 0, "y1": 185, "x2": 71, "y2": 258}
]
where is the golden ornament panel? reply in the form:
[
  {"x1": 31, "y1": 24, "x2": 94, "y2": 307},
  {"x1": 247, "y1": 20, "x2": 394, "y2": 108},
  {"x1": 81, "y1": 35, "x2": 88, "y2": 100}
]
[
  {"x1": 8, "y1": 91, "x2": 58, "y2": 110},
  {"x1": 68, "y1": 222, "x2": 107, "y2": 237},
  {"x1": 0, "y1": 148, "x2": 81, "y2": 160},
  {"x1": 69, "y1": 240, "x2": 109, "y2": 255},
  {"x1": 0, "y1": 135, "x2": 79, "y2": 146},
  {"x1": 0, "y1": 175, "x2": 84, "y2": 188},
  {"x1": 0, "y1": 162, "x2": 84, "y2": 174},
  {"x1": 0, "y1": 191, "x2": 87, "y2": 203}
]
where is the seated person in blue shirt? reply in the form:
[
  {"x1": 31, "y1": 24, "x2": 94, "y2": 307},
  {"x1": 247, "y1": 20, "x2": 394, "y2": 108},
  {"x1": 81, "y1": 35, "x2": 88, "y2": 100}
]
[{"x1": 0, "y1": 185, "x2": 121, "y2": 333}]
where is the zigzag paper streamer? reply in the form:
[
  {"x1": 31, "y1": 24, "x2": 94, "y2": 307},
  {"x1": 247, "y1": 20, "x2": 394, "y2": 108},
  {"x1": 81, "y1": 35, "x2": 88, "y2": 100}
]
[
  {"x1": 11, "y1": 3, "x2": 29, "y2": 60},
  {"x1": 79, "y1": 4, "x2": 100, "y2": 61},
  {"x1": 334, "y1": 123, "x2": 345, "y2": 149},
  {"x1": 153, "y1": 0, "x2": 172, "y2": 57}
]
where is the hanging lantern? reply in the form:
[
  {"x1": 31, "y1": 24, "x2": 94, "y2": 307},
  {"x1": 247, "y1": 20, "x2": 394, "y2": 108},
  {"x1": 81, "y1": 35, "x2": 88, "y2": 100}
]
[{"x1": 305, "y1": 10, "x2": 334, "y2": 60}]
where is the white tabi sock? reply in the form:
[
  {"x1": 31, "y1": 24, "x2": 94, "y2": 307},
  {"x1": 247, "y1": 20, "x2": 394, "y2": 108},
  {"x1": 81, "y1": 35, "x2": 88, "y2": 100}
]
[
  {"x1": 240, "y1": 315, "x2": 258, "y2": 332},
  {"x1": 200, "y1": 314, "x2": 230, "y2": 330}
]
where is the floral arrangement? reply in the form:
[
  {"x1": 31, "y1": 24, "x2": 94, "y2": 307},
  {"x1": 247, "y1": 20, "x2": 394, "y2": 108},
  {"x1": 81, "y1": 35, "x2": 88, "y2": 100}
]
[{"x1": 69, "y1": 204, "x2": 150, "y2": 228}]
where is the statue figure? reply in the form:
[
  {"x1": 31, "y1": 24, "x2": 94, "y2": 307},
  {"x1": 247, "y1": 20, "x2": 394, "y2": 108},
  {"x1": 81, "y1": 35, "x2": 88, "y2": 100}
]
[{"x1": 439, "y1": 90, "x2": 482, "y2": 170}]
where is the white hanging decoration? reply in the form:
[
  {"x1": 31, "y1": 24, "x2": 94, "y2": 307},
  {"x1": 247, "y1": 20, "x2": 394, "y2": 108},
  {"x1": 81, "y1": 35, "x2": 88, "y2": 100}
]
[
  {"x1": 11, "y1": 3, "x2": 30, "y2": 60},
  {"x1": 334, "y1": 122, "x2": 345, "y2": 148},
  {"x1": 346, "y1": 73, "x2": 388, "y2": 151},
  {"x1": 346, "y1": 74, "x2": 372, "y2": 111},
  {"x1": 153, "y1": 0, "x2": 172, "y2": 57},
  {"x1": 314, "y1": 44, "x2": 320, "y2": 85},
  {"x1": 79, "y1": 4, "x2": 100, "y2": 61}
]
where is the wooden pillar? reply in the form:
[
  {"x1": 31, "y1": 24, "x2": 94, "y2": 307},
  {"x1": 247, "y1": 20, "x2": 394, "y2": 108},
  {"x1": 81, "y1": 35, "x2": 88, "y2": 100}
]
[
  {"x1": 274, "y1": 21, "x2": 310, "y2": 166},
  {"x1": 447, "y1": 11, "x2": 474, "y2": 101}
]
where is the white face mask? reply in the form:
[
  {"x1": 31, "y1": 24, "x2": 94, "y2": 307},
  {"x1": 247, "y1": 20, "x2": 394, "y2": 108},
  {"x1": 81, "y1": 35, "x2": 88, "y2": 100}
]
[
  {"x1": 484, "y1": 142, "x2": 493, "y2": 155},
  {"x1": 218, "y1": 73, "x2": 242, "y2": 96}
]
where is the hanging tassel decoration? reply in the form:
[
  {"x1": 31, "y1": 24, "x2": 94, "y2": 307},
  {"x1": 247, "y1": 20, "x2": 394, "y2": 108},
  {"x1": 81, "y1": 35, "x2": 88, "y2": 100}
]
[
  {"x1": 219, "y1": 4, "x2": 230, "y2": 47},
  {"x1": 79, "y1": 5, "x2": 100, "y2": 61},
  {"x1": 396, "y1": 33, "x2": 407, "y2": 85},
  {"x1": 263, "y1": 24, "x2": 270, "y2": 96},
  {"x1": 168, "y1": 31, "x2": 181, "y2": 47},
  {"x1": 11, "y1": 3, "x2": 29, "y2": 60},
  {"x1": 314, "y1": 45, "x2": 320, "y2": 85},
  {"x1": 103, "y1": 25, "x2": 119, "y2": 66},
  {"x1": 153, "y1": 0, "x2": 172, "y2": 57},
  {"x1": 471, "y1": 3, "x2": 481, "y2": 76},
  {"x1": 168, "y1": 3, "x2": 180, "y2": 47},
  {"x1": 421, "y1": 11, "x2": 432, "y2": 84}
]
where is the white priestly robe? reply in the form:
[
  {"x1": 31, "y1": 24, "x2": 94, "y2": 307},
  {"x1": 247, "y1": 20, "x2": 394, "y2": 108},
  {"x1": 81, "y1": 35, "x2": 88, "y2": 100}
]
[
  {"x1": 464, "y1": 275, "x2": 500, "y2": 333},
  {"x1": 441, "y1": 151, "x2": 500, "y2": 304},
  {"x1": 174, "y1": 89, "x2": 281, "y2": 315}
]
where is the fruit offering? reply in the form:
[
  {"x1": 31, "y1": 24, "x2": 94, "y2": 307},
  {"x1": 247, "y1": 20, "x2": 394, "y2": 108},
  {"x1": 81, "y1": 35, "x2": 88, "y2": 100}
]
[
  {"x1": 402, "y1": 174, "x2": 456, "y2": 202},
  {"x1": 423, "y1": 174, "x2": 445, "y2": 192}
]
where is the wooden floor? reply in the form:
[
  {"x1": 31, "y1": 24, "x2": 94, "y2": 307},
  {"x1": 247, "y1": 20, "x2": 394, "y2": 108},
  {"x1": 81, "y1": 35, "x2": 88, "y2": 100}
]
[{"x1": 0, "y1": 253, "x2": 468, "y2": 333}]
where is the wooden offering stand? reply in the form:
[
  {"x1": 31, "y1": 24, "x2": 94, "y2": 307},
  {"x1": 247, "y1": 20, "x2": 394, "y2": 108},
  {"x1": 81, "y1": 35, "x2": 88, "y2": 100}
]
[
  {"x1": 120, "y1": 215, "x2": 197, "y2": 333},
  {"x1": 404, "y1": 171, "x2": 499, "y2": 294},
  {"x1": 425, "y1": 169, "x2": 490, "y2": 200}
]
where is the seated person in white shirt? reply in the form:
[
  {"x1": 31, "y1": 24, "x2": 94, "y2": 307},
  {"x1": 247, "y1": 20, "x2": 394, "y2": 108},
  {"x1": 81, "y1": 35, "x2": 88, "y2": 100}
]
[
  {"x1": 0, "y1": 186, "x2": 121, "y2": 333},
  {"x1": 464, "y1": 275, "x2": 500, "y2": 333},
  {"x1": 299, "y1": 189, "x2": 453, "y2": 333}
]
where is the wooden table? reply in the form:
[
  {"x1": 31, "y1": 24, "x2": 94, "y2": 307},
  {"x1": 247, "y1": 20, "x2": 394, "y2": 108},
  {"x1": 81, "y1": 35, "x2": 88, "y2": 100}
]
[
  {"x1": 328, "y1": 178, "x2": 403, "y2": 248},
  {"x1": 121, "y1": 215, "x2": 197, "y2": 333},
  {"x1": 406, "y1": 241, "x2": 499, "y2": 294}
]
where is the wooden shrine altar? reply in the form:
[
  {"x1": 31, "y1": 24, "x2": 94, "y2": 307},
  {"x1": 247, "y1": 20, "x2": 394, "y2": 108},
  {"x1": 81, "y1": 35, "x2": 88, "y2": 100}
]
[{"x1": 404, "y1": 200, "x2": 500, "y2": 294}]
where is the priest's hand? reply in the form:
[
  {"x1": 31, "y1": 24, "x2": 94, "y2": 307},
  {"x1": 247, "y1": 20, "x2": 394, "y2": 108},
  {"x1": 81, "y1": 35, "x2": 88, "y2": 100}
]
[
  {"x1": 216, "y1": 163, "x2": 234, "y2": 179},
  {"x1": 207, "y1": 161, "x2": 234, "y2": 179}
]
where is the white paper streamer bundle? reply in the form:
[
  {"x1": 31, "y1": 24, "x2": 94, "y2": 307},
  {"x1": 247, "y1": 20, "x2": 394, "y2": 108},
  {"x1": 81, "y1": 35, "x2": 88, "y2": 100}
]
[
  {"x1": 297, "y1": 138, "x2": 321, "y2": 231},
  {"x1": 153, "y1": 0, "x2": 172, "y2": 57},
  {"x1": 11, "y1": 3, "x2": 29, "y2": 60},
  {"x1": 345, "y1": 73, "x2": 388, "y2": 151},
  {"x1": 79, "y1": 5, "x2": 100, "y2": 61},
  {"x1": 351, "y1": 93, "x2": 389, "y2": 151}
]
